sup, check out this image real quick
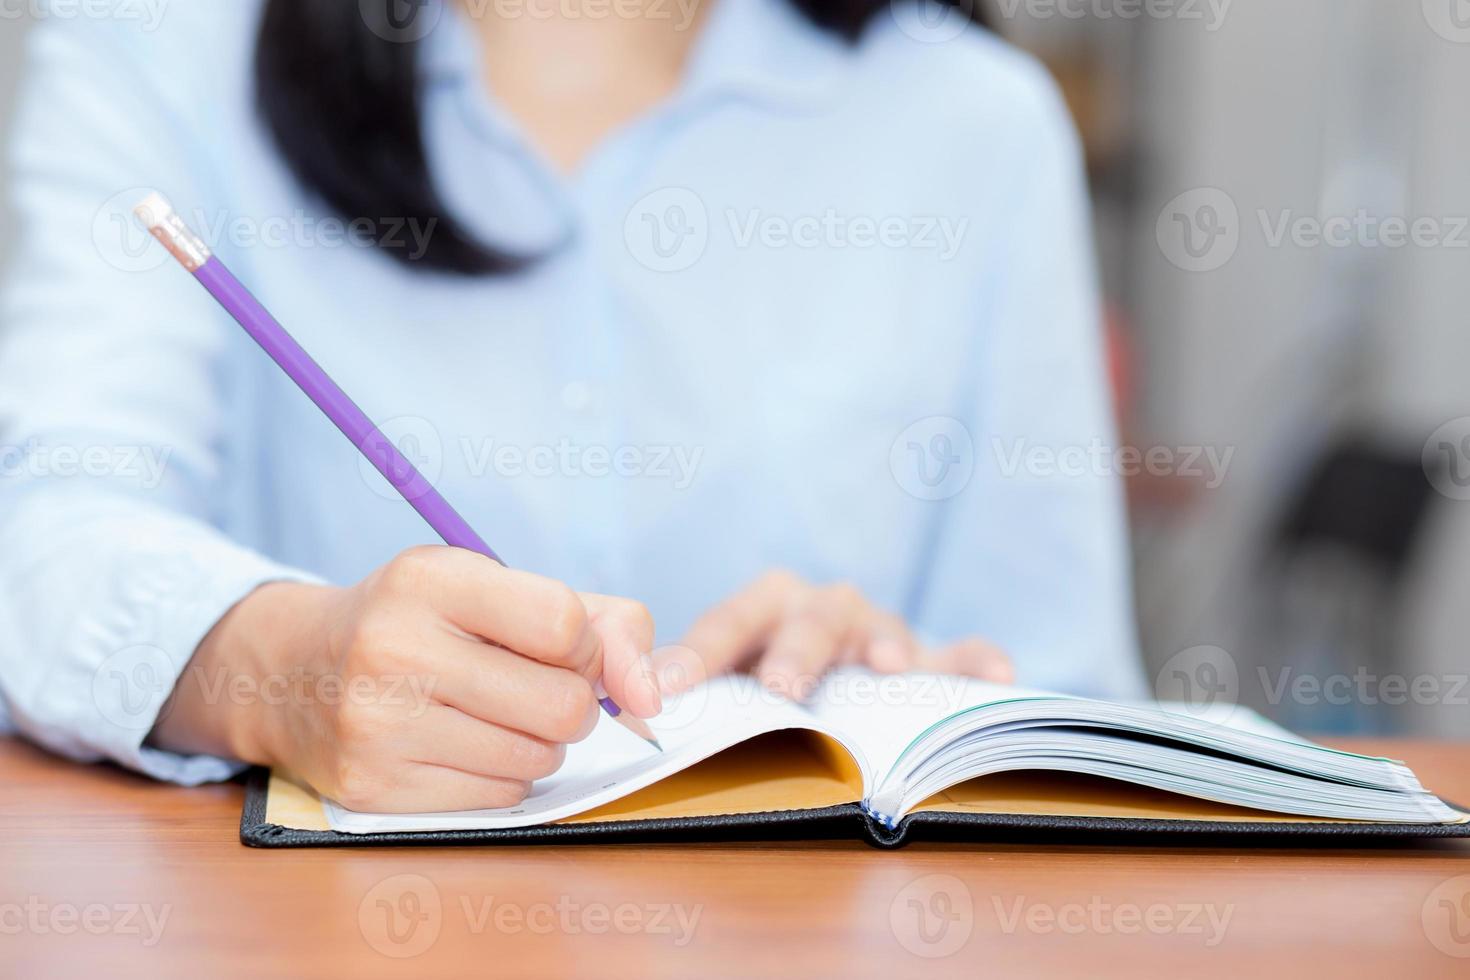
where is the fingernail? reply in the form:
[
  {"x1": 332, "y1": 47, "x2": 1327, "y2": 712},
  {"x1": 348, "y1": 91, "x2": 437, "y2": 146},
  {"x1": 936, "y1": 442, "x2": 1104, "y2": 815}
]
[{"x1": 640, "y1": 655, "x2": 663, "y2": 714}]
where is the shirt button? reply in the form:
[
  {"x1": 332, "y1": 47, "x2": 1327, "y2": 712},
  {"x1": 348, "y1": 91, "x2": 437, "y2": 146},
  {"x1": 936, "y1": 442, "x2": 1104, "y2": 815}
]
[{"x1": 561, "y1": 381, "x2": 594, "y2": 413}]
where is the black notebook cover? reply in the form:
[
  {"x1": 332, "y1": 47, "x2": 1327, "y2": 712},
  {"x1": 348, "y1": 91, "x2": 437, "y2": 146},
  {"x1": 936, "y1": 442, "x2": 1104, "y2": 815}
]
[{"x1": 238, "y1": 767, "x2": 1470, "y2": 849}]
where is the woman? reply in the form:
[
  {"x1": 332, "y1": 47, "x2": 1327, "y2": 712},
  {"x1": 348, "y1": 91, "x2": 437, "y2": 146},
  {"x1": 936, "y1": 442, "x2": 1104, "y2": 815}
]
[{"x1": 0, "y1": 0, "x2": 1142, "y2": 811}]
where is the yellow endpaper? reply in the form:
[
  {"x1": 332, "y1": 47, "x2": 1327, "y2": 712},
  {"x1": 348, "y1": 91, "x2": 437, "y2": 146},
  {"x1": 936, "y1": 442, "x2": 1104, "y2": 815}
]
[{"x1": 265, "y1": 730, "x2": 866, "y2": 831}]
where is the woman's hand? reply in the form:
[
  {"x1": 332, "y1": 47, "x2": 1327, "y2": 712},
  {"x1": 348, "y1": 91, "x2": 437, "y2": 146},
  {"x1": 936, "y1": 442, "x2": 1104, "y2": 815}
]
[
  {"x1": 150, "y1": 546, "x2": 661, "y2": 813},
  {"x1": 656, "y1": 570, "x2": 1014, "y2": 699}
]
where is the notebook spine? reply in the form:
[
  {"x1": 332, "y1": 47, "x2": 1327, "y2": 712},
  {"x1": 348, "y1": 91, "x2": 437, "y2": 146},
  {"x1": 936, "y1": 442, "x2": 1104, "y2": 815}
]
[{"x1": 860, "y1": 801, "x2": 910, "y2": 848}]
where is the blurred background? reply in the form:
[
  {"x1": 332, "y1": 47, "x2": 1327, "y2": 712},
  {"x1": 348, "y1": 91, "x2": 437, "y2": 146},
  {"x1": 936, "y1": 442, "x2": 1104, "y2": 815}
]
[{"x1": 2, "y1": 1, "x2": 1466, "y2": 736}]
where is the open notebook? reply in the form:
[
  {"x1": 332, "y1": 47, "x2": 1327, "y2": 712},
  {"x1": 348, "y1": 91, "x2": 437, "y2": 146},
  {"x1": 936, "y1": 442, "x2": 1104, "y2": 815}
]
[{"x1": 242, "y1": 670, "x2": 1470, "y2": 848}]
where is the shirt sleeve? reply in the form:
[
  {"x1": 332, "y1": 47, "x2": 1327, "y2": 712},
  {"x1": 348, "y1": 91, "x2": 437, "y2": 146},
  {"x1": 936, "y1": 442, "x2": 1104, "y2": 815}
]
[
  {"x1": 0, "y1": 15, "x2": 317, "y2": 784},
  {"x1": 910, "y1": 68, "x2": 1146, "y2": 701}
]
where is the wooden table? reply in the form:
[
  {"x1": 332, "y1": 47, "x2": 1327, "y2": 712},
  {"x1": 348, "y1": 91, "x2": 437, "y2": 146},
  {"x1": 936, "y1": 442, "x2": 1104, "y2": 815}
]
[{"x1": 3, "y1": 737, "x2": 1469, "y2": 979}]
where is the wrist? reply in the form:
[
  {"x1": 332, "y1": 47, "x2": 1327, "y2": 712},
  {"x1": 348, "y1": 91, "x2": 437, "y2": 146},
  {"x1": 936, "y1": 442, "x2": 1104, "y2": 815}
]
[{"x1": 153, "y1": 581, "x2": 340, "y2": 766}]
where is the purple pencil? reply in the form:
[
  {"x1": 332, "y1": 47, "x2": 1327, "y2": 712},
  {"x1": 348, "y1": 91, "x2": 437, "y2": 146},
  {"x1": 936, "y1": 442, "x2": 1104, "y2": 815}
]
[{"x1": 135, "y1": 193, "x2": 659, "y2": 751}]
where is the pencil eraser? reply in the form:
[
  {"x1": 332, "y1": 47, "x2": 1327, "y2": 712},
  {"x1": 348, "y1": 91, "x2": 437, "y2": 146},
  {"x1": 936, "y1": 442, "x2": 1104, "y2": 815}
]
[{"x1": 133, "y1": 192, "x2": 174, "y2": 231}]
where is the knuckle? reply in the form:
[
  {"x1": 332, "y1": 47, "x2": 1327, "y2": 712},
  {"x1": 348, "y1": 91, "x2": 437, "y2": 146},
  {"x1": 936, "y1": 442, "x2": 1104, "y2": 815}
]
[
  {"x1": 378, "y1": 547, "x2": 439, "y2": 595},
  {"x1": 330, "y1": 756, "x2": 385, "y2": 810},
  {"x1": 344, "y1": 615, "x2": 408, "y2": 673},
  {"x1": 699, "y1": 605, "x2": 745, "y2": 638},
  {"x1": 331, "y1": 703, "x2": 380, "y2": 745},
  {"x1": 508, "y1": 737, "x2": 565, "y2": 781},
  {"x1": 822, "y1": 581, "x2": 864, "y2": 610},
  {"x1": 486, "y1": 779, "x2": 533, "y2": 808},
  {"x1": 619, "y1": 598, "x2": 655, "y2": 636},
  {"x1": 542, "y1": 585, "x2": 590, "y2": 658},
  {"x1": 543, "y1": 676, "x2": 598, "y2": 742}
]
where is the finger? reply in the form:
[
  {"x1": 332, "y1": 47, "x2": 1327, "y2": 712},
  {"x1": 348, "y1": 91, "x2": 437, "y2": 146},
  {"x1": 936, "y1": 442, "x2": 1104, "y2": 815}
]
[
  {"x1": 339, "y1": 762, "x2": 530, "y2": 814},
  {"x1": 420, "y1": 634, "x2": 600, "y2": 744},
  {"x1": 645, "y1": 643, "x2": 711, "y2": 697},
  {"x1": 671, "y1": 570, "x2": 808, "y2": 694},
  {"x1": 582, "y1": 593, "x2": 661, "y2": 718},
  {"x1": 404, "y1": 704, "x2": 568, "y2": 782},
  {"x1": 921, "y1": 637, "x2": 1016, "y2": 684},
  {"x1": 755, "y1": 584, "x2": 868, "y2": 699},
  {"x1": 861, "y1": 610, "x2": 919, "y2": 674},
  {"x1": 382, "y1": 547, "x2": 601, "y2": 675}
]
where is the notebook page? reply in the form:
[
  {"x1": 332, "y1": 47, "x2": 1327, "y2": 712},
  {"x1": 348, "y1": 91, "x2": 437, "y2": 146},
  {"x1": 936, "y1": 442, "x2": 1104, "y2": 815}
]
[
  {"x1": 324, "y1": 674, "x2": 855, "y2": 833},
  {"x1": 807, "y1": 669, "x2": 1049, "y2": 783}
]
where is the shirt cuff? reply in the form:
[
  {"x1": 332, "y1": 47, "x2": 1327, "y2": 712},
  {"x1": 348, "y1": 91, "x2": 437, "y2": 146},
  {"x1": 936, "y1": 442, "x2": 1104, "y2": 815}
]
[{"x1": 75, "y1": 543, "x2": 323, "y2": 786}]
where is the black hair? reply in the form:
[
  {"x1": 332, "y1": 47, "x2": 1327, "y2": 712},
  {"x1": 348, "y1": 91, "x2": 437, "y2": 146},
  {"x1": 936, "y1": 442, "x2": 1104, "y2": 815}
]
[{"x1": 255, "y1": 0, "x2": 992, "y2": 275}]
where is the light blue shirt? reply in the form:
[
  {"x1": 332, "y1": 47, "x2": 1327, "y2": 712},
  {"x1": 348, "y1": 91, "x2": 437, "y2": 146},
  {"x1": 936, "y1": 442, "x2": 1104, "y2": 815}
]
[{"x1": 0, "y1": 0, "x2": 1143, "y2": 784}]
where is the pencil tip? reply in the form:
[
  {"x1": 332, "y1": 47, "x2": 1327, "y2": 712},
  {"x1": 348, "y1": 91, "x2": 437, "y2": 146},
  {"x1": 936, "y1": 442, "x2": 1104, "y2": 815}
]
[{"x1": 646, "y1": 736, "x2": 664, "y2": 752}]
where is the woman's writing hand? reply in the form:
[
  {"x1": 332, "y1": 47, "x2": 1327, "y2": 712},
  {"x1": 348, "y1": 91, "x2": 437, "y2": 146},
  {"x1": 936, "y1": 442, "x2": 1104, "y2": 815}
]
[{"x1": 152, "y1": 546, "x2": 660, "y2": 812}]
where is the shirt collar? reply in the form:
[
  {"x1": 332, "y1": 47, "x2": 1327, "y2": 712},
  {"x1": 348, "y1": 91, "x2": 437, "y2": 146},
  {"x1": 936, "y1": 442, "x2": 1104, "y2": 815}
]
[
  {"x1": 678, "y1": 0, "x2": 852, "y2": 111},
  {"x1": 419, "y1": 0, "x2": 852, "y2": 114}
]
